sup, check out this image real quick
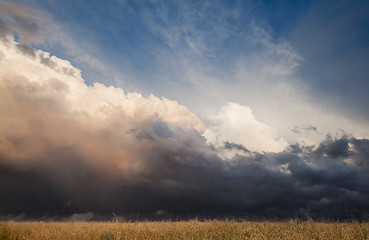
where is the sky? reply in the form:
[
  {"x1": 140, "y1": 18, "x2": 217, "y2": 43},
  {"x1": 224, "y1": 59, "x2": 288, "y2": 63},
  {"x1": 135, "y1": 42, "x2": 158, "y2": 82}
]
[{"x1": 0, "y1": 0, "x2": 369, "y2": 220}]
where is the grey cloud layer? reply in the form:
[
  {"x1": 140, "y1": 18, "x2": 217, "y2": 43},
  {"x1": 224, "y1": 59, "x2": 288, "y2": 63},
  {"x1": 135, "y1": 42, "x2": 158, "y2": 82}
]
[{"x1": 1, "y1": 38, "x2": 369, "y2": 220}]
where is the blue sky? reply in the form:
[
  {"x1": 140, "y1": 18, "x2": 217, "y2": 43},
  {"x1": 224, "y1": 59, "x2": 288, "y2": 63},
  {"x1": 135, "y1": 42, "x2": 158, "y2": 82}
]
[
  {"x1": 1, "y1": 0, "x2": 369, "y2": 219},
  {"x1": 14, "y1": 0, "x2": 369, "y2": 132}
]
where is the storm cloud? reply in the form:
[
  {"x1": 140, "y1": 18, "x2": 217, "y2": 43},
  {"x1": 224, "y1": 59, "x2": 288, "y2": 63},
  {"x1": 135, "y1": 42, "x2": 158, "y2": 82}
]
[{"x1": 1, "y1": 37, "x2": 369, "y2": 221}]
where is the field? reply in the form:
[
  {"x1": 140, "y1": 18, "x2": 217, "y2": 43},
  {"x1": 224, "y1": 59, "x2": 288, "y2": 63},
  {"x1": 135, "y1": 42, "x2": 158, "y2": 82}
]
[{"x1": 0, "y1": 220, "x2": 368, "y2": 240}]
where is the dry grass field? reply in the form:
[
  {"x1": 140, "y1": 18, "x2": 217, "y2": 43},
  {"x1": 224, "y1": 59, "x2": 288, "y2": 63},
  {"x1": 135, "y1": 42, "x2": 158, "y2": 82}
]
[{"x1": 0, "y1": 220, "x2": 368, "y2": 240}]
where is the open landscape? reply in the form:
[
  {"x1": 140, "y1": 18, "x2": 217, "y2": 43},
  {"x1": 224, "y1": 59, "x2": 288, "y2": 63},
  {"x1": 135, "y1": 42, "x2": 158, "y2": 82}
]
[
  {"x1": 1, "y1": 1, "x2": 369, "y2": 239},
  {"x1": 1, "y1": 220, "x2": 368, "y2": 240}
]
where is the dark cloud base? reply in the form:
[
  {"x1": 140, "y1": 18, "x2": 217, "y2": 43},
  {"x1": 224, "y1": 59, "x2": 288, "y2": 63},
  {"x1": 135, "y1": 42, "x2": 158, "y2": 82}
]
[{"x1": 1, "y1": 135, "x2": 369, "y2": 221}]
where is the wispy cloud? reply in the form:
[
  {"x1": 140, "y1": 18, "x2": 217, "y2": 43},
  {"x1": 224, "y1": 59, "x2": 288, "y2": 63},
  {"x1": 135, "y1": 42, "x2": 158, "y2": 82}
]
[
  {"x1": 121, "y1": 1, "x2": 369, "y2": 146},
  {"x1": 0, "y1": 0, "x2": 53, "y2": 43}
]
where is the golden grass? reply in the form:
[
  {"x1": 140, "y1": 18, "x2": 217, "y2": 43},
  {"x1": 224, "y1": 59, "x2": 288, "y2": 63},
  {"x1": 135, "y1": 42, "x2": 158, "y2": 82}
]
[{"x1": 0, "y1": 219, "x2": 368, "y2": 240}]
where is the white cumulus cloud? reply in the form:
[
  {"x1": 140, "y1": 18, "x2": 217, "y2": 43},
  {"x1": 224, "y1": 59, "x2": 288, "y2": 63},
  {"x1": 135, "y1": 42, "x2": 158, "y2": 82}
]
[
  {"x1": 204, "y1": 102, "x2": 288, "y2": 153},
  {"x1": 0, "y1": 37, "x2": 205, "y2": 170}
]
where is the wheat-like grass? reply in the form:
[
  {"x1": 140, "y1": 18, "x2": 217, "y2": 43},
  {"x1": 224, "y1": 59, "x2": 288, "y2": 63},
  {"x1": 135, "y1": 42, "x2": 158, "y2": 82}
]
[{"x1": 0, "y1": 219, "x2": 368, "y2": 240}]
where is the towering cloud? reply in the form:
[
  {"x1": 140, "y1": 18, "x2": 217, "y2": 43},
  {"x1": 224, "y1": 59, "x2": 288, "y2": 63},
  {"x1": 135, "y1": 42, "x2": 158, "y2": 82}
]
[
  {"x1": 0, "y1": 36, "x2": 204, "y2": 171},
  {"x1": 0, "y1": 37, "x2": 208, "y2": 218}
]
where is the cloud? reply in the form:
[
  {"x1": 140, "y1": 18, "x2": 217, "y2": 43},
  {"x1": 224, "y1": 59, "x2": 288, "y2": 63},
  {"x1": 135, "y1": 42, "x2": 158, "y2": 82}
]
[
  {"x1": 292, "y1": 125, "x2": 319, "y2": 134},
  {"x1": 0, "y1": 0, "x2": 53, "y2": 44},
  {"x1": 0, "y1": 0, "x2": 103, "y2": 90},
  {"x1": 0, "y1": 37, "x2": 204, "y2": 166},
  {"x1": 0, "y1": 37, "x2": 206, "y2": 217},
  {"x1": 21, "y1": 0, "x2": 368, "y2": 149},
  {"x1": 127, "y1": 1, "x2": 369, "y2": 146},
  {"x1": 224, "y1": 141, "x2": 250, "y2": 154},
  {"x1": 1, "y1": 8, "x2": 369, "y2": 220},
  {"x1": 204, "y1": 102, "x2": 288, "y2": 153}
]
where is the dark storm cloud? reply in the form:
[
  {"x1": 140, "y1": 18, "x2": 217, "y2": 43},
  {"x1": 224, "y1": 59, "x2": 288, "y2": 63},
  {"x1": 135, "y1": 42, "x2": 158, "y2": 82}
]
[
  {"x1": 351, "y1": 138, "x2": 369, "y2": 169},
  {"x1": 314, "y1": 136, "x2": 350, "y2": 158},
  {"x1": 1, "y1": 123, "x2": 369, "y2": 220}
]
